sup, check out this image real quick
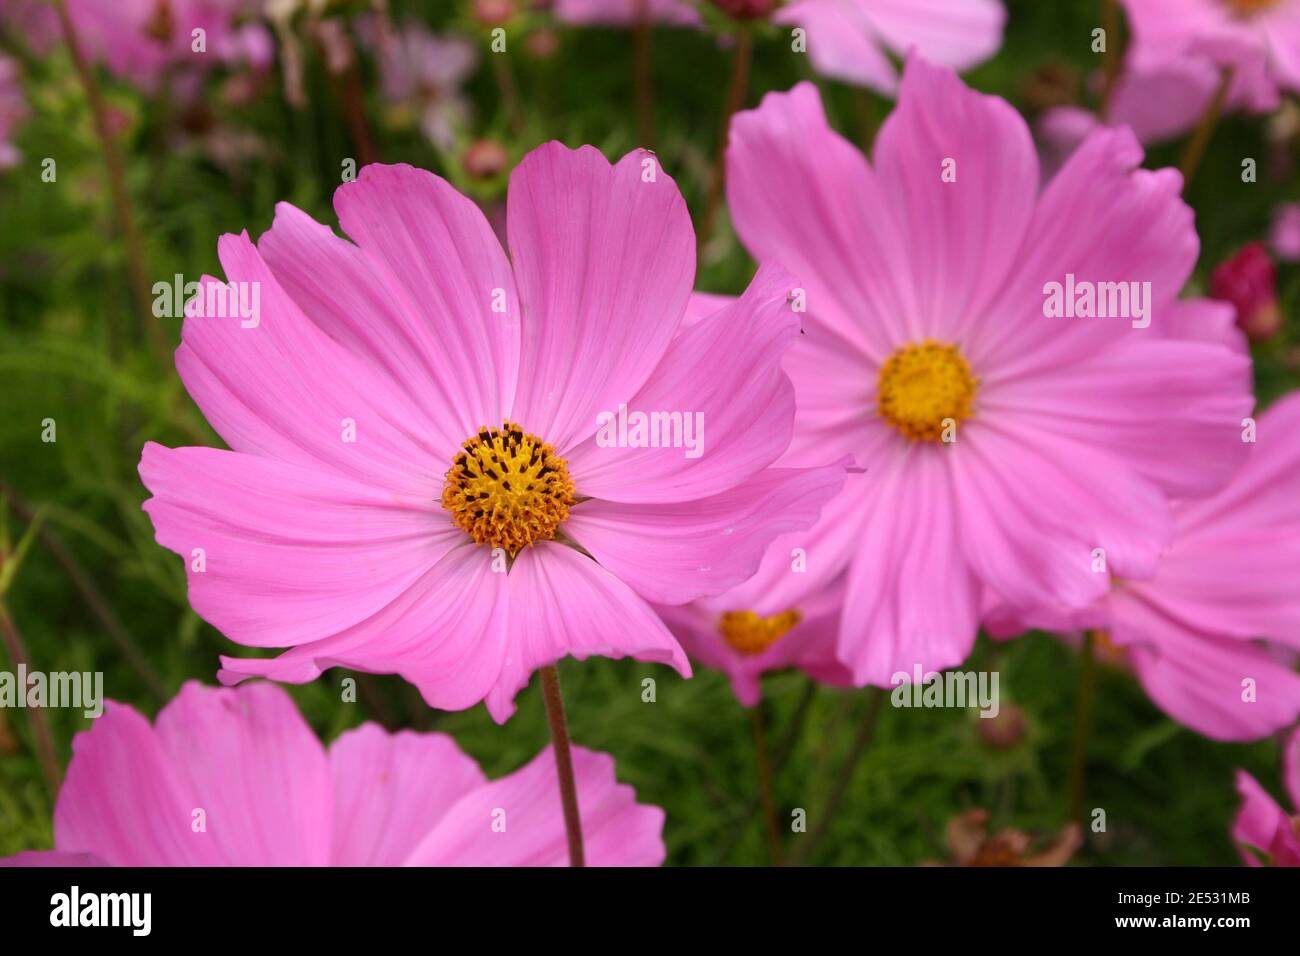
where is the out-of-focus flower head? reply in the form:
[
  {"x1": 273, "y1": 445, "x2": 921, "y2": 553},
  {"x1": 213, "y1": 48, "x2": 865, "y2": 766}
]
[
  {"x1": 0, "y1": 682, "x2": 668, "y2": 866},
  {"x1": 1233, "y1": 727, "x2": 1300, "y2": 866},
  {"x1": 362, "y1": 19, "x2": 477, "y2": 152},
  {"x1": 0, "y1": 53, "x2": 27, "y2": 170},
  {"x1": 927, "y1": 809, "x2": 1082, "y2": 867},
  {"x1": 1212, "y1": 241, "x2": 1282, "y2": 342},
  {"x1": 1118, "y1": 0, "x2": 1298, "y2": 110},
  {"x1": 1270, "y1": 202, "x2": 1300, "y2": 261},
  {"x1": 554, "y1": 0, "x2": 702, "y2": 26}
]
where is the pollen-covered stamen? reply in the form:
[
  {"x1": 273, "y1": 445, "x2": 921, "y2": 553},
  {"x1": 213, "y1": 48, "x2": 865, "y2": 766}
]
[
  {"x1": 441, "y1": 422, "x2": 576, "y2": 555},
  {"x1": 876, "y1": 339, "x2": 977, "y2": 442},
  {"x1": 718, "y1": 609, "x2": 802, "y2": 656}
]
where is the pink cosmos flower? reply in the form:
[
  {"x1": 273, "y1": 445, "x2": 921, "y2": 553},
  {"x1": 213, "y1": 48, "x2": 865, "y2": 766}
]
[
  {"x1": 139, "y1": 145, "x2": 844, "y2": 723},
  {"x1": 61, "y1": 0, "x2": 266, "y2": 93},
  {"x1": 1, "y1": 681, "x2": 665, "y2": 866},
  {"x1": 0, "y1": 53, "x2": 26, "y2": 170},
  {"x1": 1233, "y1": 726, "x2": 1300, "y2": 865},
  {"x1": 722, "y1": 57, "x2": 1254, "y2": 688},
  {"x1": 774, "y1": 0, "x2": 1005, "y2": 95},
  {"x1": 1271, "y1": 201, "x2": 1300, "y2": 260},
  {"x1": 363, "y1": 20, "x2": 477, "y2": 152},
  {"x1": 655, "y1": 577, "x2": 853, "y2": 707},
  {"x1": 554, "y1": 0, "x2": 704, "y2": 27},
  {"x1": 1036, "y1": 61, "x2": 1223, "y2": 177},
  {"x1": 1118, "y1": 0, "x2": 1299, "y2": 110},
  {"x1": 988, "y1": 393, "x2": 1300, "y2": 741},
  {"x1": 0, "y1": 0, "x2": 60, "y2": 53}
]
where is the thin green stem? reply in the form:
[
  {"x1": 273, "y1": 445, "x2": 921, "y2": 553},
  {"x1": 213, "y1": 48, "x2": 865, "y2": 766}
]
[
  {"x1": 54, "y1": 0, "x2": 166, "y2": 364},
  {"x1": 697, "y1": 23, "x2": 752, "y2": 259},
  {"x1": 540, "y1": 665, "x2": 585, "y2": 867},
  {"x1": 1178, "y1": 67, "x2": 1233, "y2": 190},
  {"x1": 0, "y1": 608, "x2": 63, "y2": 800},
  {"x1": 1097, "y1": 0, "x2": 1123, "y2": 121},
  {"x1": 791, "y1": 688, "x2": 885, "y2": 865}
]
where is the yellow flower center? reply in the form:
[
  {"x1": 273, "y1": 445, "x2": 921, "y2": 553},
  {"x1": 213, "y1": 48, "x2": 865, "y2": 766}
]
[
  {"x1": 441, "y1": 422, "x2": 576, "y2": 555},
  {"x1": 718, "y1": 609, "x2": 802, "y2": 656},
  {"x1": 876, "y1": 340, "x2": 977, "y2": 442}
]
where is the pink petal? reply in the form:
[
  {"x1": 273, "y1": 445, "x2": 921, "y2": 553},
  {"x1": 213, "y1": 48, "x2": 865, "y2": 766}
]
[
  {"x1": 565, "y1": 463, "x2": 847, "y2": 606},
  {"x1": 565, "y1": 264, "x2": 800, "y2": 503},
  {"x1": 328, "y1": 726, "x2": 487, "y2": 866},
  {"x1": 554, "y1": 0, "x2": 702, "y2": 27},
  {"x1": 857, "y1": 0, "x2": 1005, "y2": 73},
  {"x1": 1158, "y1": 297, "x2": 1247, "y2": 353},
  {"x1": 485, "y1": 542, "x2": 690, "y2": 723},
  {"x1": 984, "y1": 338, "x2": 1252, "y2": 500},
  {"x1": 152, "y1": 682, "x2": 332, "y2": 866},
  {"x1": 1115, "y1": 592, "x2": 1300, "y2": 741},
  {"x1": 838, "y1": 450, "x2": 981, "y2": 684},
  {"x1": 683, "y1": 290, "x2": 736, "y2": 329},
  {"x1": 220, "y1": 544, "x2": 511, "y2": 716},
  {"x1": 140, "y1": 443, "x2": 458, "y2": 648},
  {"x1": 727, "y1": 81, "x2": 910, "y2": 363},
  {"x1": 972, "y1": 126, "x2": 1197, "y2": 379},
  {"x1": 506, "y1": 143, "x2": 695, "y2": 453},
  {"x1": 257, "y1": 199, "x2": 512, "y2": 463},
  {"x1": 403, "y1": 746, "x2": 665, "y2": 866},
  {"x1": 52, "y1": 702, "x2": 219, "y2": 866},
  {"x1": 175, "y1": 233, "x2": 440, "y2": 493},
  {"x1": 1132, "y1": 394, "x2": 1300, "y2": 642},
  {"x1": 773, "y1": 1, "x2": 900, "y2": 93},
  {"x1": 952, "y1": 423, "x2": 1172, "y2": 613},
  {"x1": 1233, "y1": 770, "x2": 1288, "y2": 865},
  {"x1": 872, "y1": 55, "x2": 1038, "y2": 347},
  {"x1": 698, "y1": 469, "x2": 871, "y2": 615},
  {"x1": 326, "y1": 164, "x2": 520, "y2": 443}
]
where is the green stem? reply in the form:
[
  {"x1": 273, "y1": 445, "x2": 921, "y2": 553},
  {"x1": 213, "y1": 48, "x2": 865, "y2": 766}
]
[
  {"x1": 1178, "y1": 67, "x2": 1233, "y2": 190},
  {"x1": 696, "y1": 22, "x2": 752, "y2": 259},
  {"x1": 792, "y1": 688, "x2": 885, "y2": 865},
  {"x1": 53, "y1": 0, "x2": 166, "y2": 365},
  {"x1": 0, "y1": 608, "x2": 63, "y2": 800},
  {"x1": 541, "y1": 665, "x2": 585, "y2": 867}
]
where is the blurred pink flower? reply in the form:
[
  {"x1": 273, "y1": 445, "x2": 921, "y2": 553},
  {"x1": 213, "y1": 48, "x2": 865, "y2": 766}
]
[
  {"x1": 1036, "y1": 61, "x2": 1223, "y2": 178},
  {"x1": 774, "y1": 0, "x2": 1005, "y2": 94},
  {"x1": 989, "y1": 392, "x2": 1300, "y2": 742},
  {"x1": 139, "y1": 145, "x2": 844, "y2": 722},
  {"x1": 364, "y1": 21, "x2": 476, "y2": 152},
  {"x1": 1211, "y1": 241, "x2": 1282, "y2": 342},
  {"x1": 656, "y1": 578, "x2": 854, "y2": 707},
  {"x1": 0, "y1": 0, "x2": 60, "y2": 53},
  {"x1": 60, "y1": 0, "x2": 270, "y2": 93},
  {"x1": 554, "y1": 0, "x2": 703, "y2": 26},
  {"x1": 1233, "y1": 727, "x2": 1300, "y2": 865},
  {"x1": 1118, "y1": 0, "x2": 1298, "y2": 110},
  {"x1": 0, "y1": 682, "x2": 665, "y2": 866},
  {"x1": 0, "y1": 54, "x2": 27, "y2": 170},
  {"x1": 723, "y1": 58, "x2": 1253, "y2": 688},
  {"x1": 1270, "y1": 201, "x2": 1300, "y2": 260}
]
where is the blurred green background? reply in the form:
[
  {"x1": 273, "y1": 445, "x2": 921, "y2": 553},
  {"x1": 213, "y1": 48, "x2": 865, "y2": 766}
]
[{"x1": 1, "y1": 0, "x2": 1298, "y2": 865}]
